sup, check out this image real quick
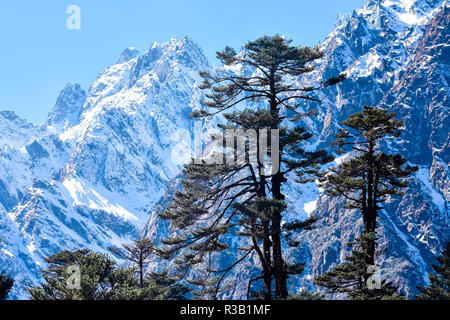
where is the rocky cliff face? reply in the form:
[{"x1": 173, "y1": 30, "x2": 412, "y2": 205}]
[
  {"x1": 0, "y1": 37, "x2": 211, "y2": 298},
  {"x1": 286, "y1": 0, "x2": 450, "y2": 297},
  {"x1": 0, "y1": 0, "x2": 448, "y2": 299}
]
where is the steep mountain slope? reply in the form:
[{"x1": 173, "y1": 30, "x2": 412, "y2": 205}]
[{"x1": 0, "y1": 37, "x2": 211, "y2": 298}]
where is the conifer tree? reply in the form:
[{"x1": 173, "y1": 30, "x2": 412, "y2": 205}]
[
  {"x1": 27, "y1": 249, "x2": 190, "y2": 300},
  {"x1": 110, "y1": 238, "x2": 154, "y2": 288},
  {"x1": 314, "y1": 236, "x2": 403, "y2": 300},
  {"x1": 322, "y1": 106, "x2": 417, "y2": 267},
  {"x1": 142, "y1": 271, "x2": 190, "y2": 300},
  {"x1": 27, "y1": 249, "x2": 140, "y2": 300},
  {"x1": 315, "y1": 106, "x2": 417, "y2": 299},
  {"x1": 159, "y1": 35, "x2": 345, "y2": 299},
  {"x1": 0, "y1": 271, "x2": 14, "y2": 300},
  {"x1": 416, "y1": 242, "x2": 450, "y2": 300},
  {"x1": 0, "y1": 238, "x2": 14, "y2": 300}
]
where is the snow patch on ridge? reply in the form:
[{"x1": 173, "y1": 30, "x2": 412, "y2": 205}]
[
  {"x1": 415, "y1": 166, "x2": 447, "y2": 214},
  {"x1": 62, "y1": 178, "x2": 140, "y2": 222}
]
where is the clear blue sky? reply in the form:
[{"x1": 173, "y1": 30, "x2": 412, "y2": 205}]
[{"x1": 0, "y1": 0, "x2": 367, "y2": 124}]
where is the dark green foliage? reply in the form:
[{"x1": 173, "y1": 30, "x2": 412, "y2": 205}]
[
  {"x1": 0, "y1": 237, "x2": 14, "y2": 300},
  {"x1": 27, "y1": 249, "x2": 139, "y2": 300},
  {"x1": 110, "y1": 238, "x2": 154, "y2": 288},
  {"x1": 27, "y1": 249, "x2": 189, "y2": 300},
  {"x1": 314, "y1": 236, "x2": 404, "y2": 300},
  {"x1": 142, "y1": 271, "x2": 190, "y2": 300},
  {"x1": 159, "y1": 35, "x2": 344, "y2": 300},
  {"x1": 0, "y1": 272, "x2": 14, "y2": 300},
  {"x1": 316, "y1": 106, "x2": 416, "y2": 299},
  {"x1": 416, "y1": 242, "x2": 450, "y2": 300},
  {"x1": 287, "y1": 291, "x2": 323, "y2": 300}
]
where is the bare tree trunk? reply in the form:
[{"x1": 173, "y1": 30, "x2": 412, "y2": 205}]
[
  {"x1": 139, "y1": 252, "x2": 144, "y2": 288},
  {"x1": 269, "y1": 71, "x2": 288, "y2": 299},
  {"x1": 262, "y1": 222, "x2": 272, "y2": 300}
]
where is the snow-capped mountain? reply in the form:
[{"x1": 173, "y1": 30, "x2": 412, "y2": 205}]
[
  {"x1": 282, "y1": 0, "x2": 449, "y2": 297},
  {"x1": 0, "y1": 36, "x2": 211, "y2": 298},
  {"x1": 0, "y1": 0, "x2": 448, "y2": 299}
]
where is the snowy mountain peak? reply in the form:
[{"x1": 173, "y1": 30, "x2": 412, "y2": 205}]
[
  {"x1": 124, "y1": 37, "x2": 209, "y2": 89},
  {"x1": 0, "y1": 110, "x2": 20, "y2": 121},
  {"x1": 0, "y1": 36, "x2": 213, "y2": 297},
  {"x1": 46, "y1": 83, "x2": 86, "y2": 132},
  {"x1": 117, "y1": 47, "x2": 140, "y2": 64},
  {"x1": 0, "y1": 111, "x2": 42, "y2": 148},
  {"x1": 355, "y1": 0, "x2": 444, "y2": 31},
  {"x1": 334, "y1": 13, "x2": 352, "y2": 29},
  {"x1": 148, "y1": 36, "x2": 209, "y2": 70}
]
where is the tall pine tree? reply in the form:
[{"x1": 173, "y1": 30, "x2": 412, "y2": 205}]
[
  {"x1": 315, "y1": 106, "x2": 417, "y2": 299},
  {"x1": 110, "y1": 238, "x2": 154, "y2": 288},
  {"x1": 159, "y1": 35, "x2": 344, "y2": 299}
]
